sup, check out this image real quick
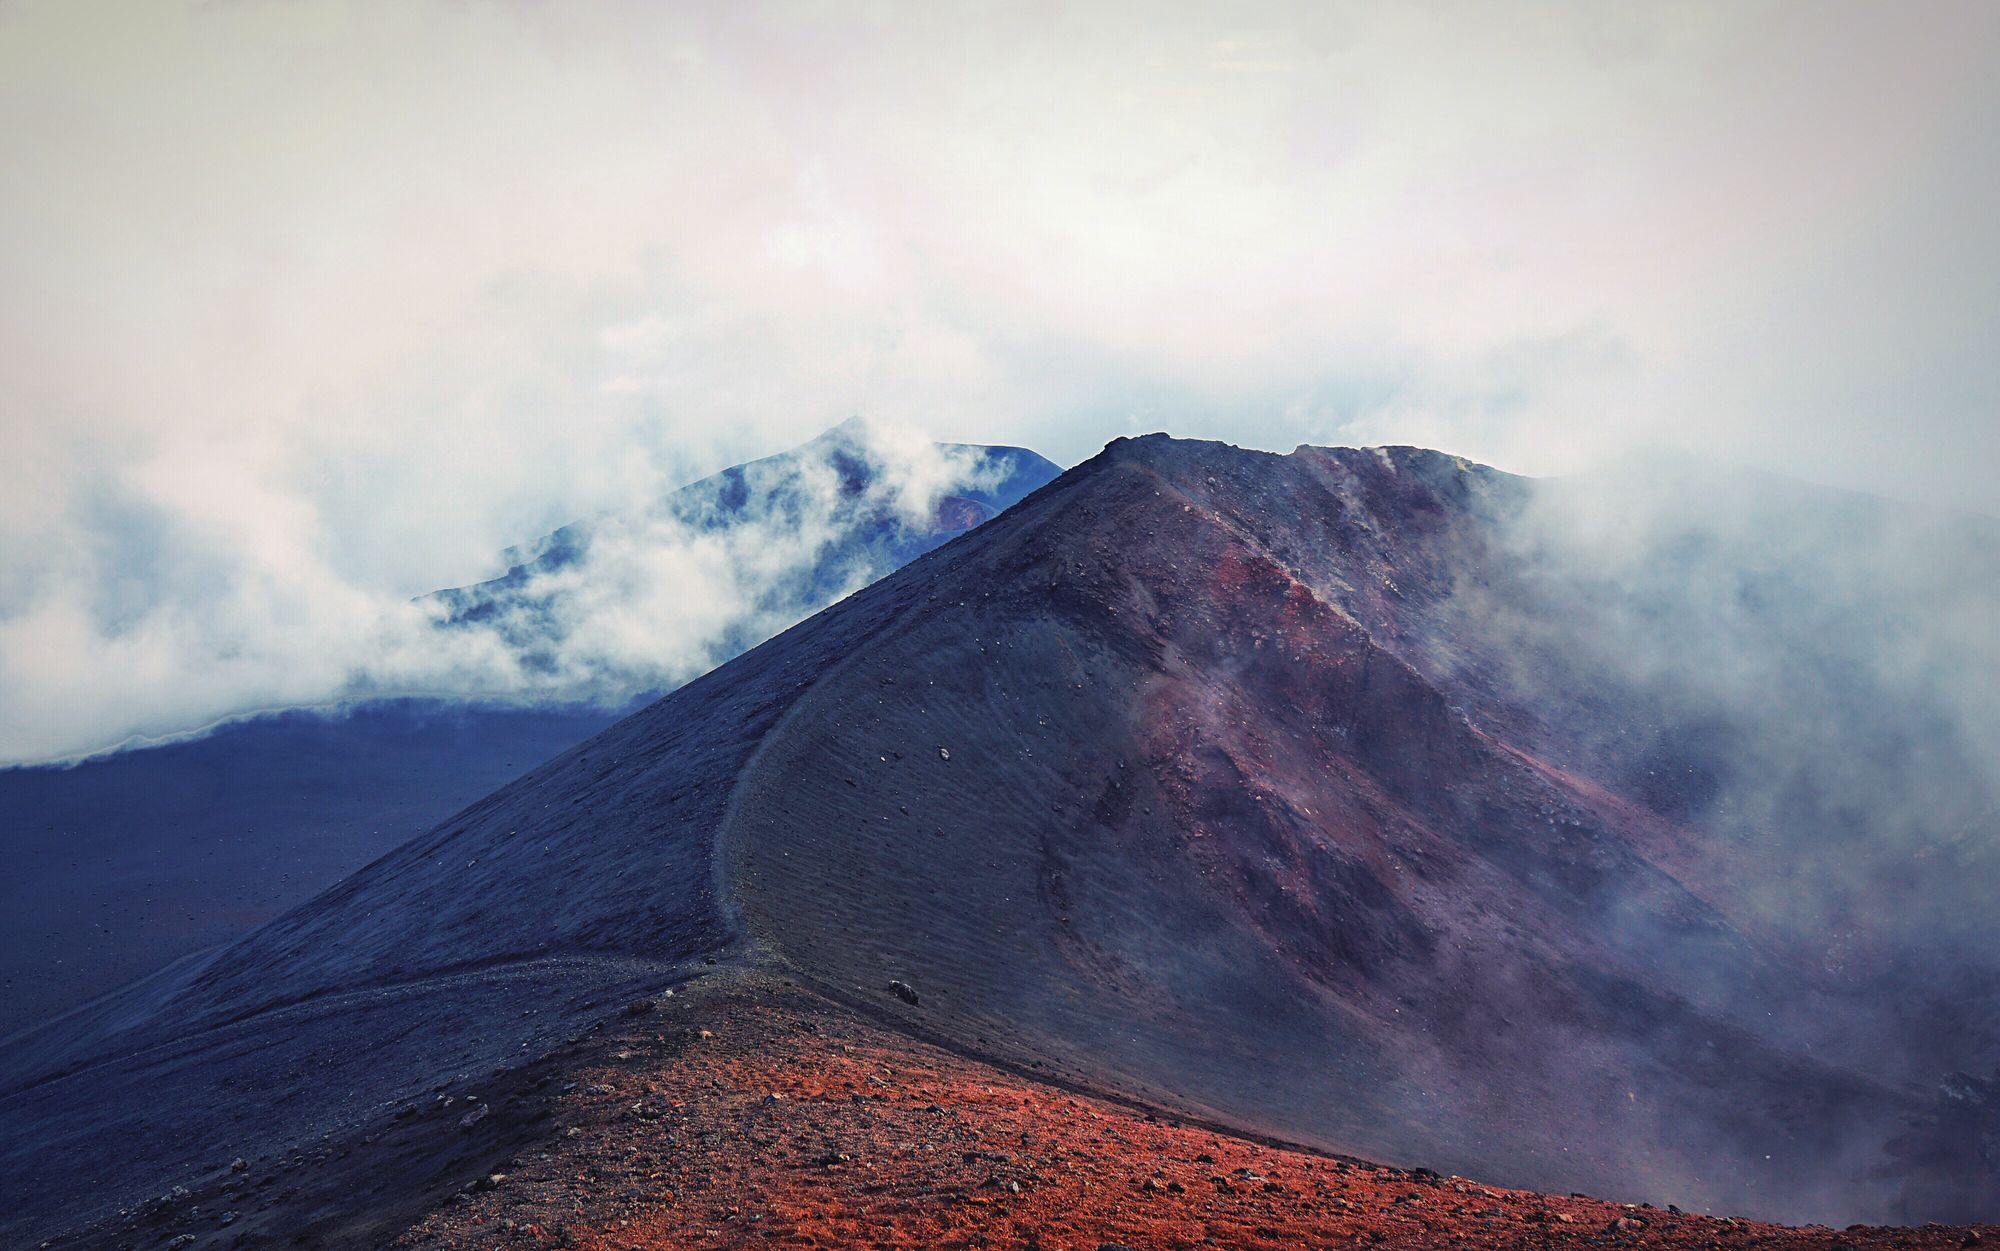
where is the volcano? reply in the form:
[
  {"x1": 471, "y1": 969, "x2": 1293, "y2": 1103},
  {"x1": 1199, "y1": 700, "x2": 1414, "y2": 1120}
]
[{"x1": 3, "y1": 436, "x2": 1995, "y2": 1249}]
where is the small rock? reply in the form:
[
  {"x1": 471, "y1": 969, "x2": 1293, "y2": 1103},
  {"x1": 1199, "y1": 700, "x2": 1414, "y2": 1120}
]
[
  {"x1": 938, "y1": 747, "x2": 951, "y2": 761},
  {"x1": 229, "y1": 1157, "x2": 249, "y2": 1172},
  {"x1": 623, "y1": 999, "x2": 655, "y2": 1016},
  {"x1": 887, "y1": 980, "x2": 920, "y2": 1006},
  {"x1": 458, "y1": 1105, "x2": 489, "y2": 1131}
]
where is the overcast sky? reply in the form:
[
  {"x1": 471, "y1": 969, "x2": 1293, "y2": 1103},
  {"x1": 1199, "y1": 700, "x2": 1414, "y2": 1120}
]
[{"x1": 3, "y1": 1, "x2": 1998, "y2": 760}]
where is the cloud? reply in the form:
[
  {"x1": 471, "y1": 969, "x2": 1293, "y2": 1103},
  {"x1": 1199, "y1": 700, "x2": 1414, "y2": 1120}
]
[
  {"x1": 2, "y1": 1, "x2": 1997, "y2": 761},
  {"x1": 0, "y1": 417, "x2": 1008, "y2": 763},
  {"x1": 411, "y1": 419, "x2": 1012, "y2": 701}
]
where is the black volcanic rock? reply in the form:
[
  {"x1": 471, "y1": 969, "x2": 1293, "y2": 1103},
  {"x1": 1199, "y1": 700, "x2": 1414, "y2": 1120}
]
[{"x1": 3, "y1": 435, "x2": 1996, "y2": 1247}]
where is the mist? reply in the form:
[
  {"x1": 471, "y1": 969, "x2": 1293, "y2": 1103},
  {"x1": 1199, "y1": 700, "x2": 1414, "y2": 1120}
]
[
  {"x1": 1409, "y1": 453, "x2": 2000, "y2": 1219},
  {"x1": 0, "y1": 418, "x2": 1016, "y2": 763},
  {"x1": 4, "y1": 0, "x2": 1999, "y2": 763}
]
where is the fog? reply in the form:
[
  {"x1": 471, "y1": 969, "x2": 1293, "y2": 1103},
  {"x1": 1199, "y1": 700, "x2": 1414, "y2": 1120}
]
[
  {"x1": 1405, "y1": 453, "x2": 2000, "y2": 1219},
  {"x1": 3, "y1": 0, "x2": 1998, "y2": 762},
  {"x1": 0, "y1": 417, "x2": 1013, "y2": 762}
]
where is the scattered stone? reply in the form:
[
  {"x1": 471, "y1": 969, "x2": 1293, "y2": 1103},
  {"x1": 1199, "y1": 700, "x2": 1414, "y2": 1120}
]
[
  {"x1": 887, "y1": 980, "x2": 920, "y2": 1006},
  {"x1": 458, "y1": 1105, "x2": 489, "y2": 1131},
  {"x1": 938, "y1": 747, "x2": 951, "y2": 761},
  {"x1": 229, "y1": 1157, "x2": 249, "y2": 1172},
  {"x1": 623, "y1": 999, "x2": 656, "y2": 1016}
]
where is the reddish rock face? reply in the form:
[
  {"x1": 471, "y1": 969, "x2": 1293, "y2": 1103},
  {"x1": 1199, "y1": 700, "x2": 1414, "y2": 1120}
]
[{"x1": 934, "y1": 494, "x2": 991, "y2": 532}]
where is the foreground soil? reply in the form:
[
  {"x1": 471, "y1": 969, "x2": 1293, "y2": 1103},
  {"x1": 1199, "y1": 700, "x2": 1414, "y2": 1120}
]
[{"x1": 390, "y1": 971, "x2": 1987, "y2": 1251}]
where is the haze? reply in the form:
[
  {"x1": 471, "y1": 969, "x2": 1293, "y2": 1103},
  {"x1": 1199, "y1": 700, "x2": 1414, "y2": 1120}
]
[{"x1": 3, "y1": 0, "x2": 1997, "y2": 763}]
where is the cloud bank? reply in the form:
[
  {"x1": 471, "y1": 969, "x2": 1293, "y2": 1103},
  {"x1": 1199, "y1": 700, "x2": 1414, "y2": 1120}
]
[
  {"x1": 2, "y1": 1, "x2": 1997, "y2": 761},
  {"x1": 0, "y1": 417, "x2": 1020, "y2": 762}
]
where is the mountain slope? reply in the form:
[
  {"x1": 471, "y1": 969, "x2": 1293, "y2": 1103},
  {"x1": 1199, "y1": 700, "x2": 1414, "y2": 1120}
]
[{"x1": 4, "y1": 436, "x2": 1994, "y2": 1248}]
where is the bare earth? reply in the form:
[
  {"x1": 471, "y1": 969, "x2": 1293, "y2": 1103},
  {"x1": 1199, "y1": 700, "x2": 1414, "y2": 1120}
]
[{"x1": 107, "y1": 967, "x2": 1968, "y2": 1251}]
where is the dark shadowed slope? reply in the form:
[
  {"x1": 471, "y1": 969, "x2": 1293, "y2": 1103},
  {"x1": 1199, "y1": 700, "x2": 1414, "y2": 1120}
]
[
  {"x1": 0, "y1": 426, "x2": 1059, "y2": 1037},
  {"x1": 0, "y1": 702, "x2": 617, "y2": 1036},
  {"x1": 4, "y1": 436, "x2": 1994, "y2": 1249}
]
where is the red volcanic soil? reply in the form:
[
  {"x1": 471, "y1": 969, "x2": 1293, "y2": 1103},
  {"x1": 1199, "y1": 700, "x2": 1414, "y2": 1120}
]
[{"x1": 398, "y1": 971, "x2": 1988, "y2": 1251}]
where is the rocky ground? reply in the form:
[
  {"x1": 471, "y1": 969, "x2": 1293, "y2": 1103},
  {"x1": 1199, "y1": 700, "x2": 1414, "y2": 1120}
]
[{"x1": 383, "y1": 971, "x2": 1989, "y2": 1251}]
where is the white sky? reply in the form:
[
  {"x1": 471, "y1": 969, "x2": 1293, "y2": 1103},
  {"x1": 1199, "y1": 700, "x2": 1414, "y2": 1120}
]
[{"x1": 2, "y1": 1, "x2": 1998, "y2": 759}]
